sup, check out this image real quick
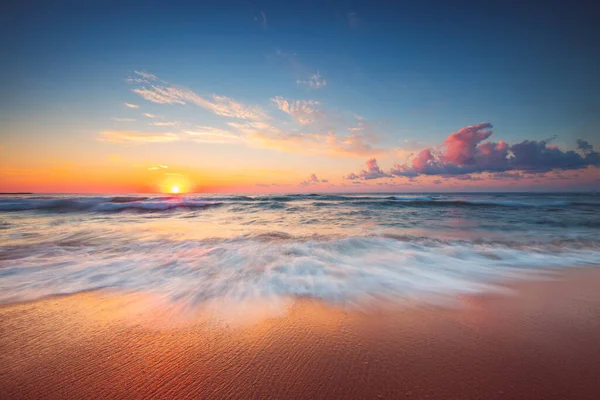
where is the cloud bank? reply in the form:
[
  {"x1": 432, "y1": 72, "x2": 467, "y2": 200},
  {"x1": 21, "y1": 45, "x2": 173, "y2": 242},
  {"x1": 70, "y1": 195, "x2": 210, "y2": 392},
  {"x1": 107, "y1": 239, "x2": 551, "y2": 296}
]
[{"x1": 347, "y1": 123, "x2": 600, "y2": 180}]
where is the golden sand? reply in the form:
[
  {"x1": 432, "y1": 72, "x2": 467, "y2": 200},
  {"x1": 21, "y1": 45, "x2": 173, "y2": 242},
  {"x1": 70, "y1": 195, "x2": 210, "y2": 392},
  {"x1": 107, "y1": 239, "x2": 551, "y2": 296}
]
[{"x1": 2, "y1": 269, "x2": 600, "y2": 399}]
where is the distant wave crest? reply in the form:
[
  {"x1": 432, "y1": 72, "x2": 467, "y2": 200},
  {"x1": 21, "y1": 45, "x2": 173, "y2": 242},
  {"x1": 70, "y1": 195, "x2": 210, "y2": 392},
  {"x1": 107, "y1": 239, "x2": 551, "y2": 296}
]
[
  {"x1": 0, "y1": 197, "x2": 222, "y2": 212},
  {"x1": 1, "y1": 194, "x2": 592, "y2": 213}
]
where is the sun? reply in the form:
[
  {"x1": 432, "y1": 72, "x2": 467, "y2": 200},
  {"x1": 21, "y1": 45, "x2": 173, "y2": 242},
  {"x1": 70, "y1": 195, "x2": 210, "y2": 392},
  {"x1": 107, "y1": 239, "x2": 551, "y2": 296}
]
[{"x1": 160, "y1": 176, "x2": 189, "y2": 194}]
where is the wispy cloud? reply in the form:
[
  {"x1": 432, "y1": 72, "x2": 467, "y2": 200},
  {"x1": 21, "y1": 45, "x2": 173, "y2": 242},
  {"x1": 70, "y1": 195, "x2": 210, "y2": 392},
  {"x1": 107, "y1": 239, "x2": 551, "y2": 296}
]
[
  {"x1": 111, "y1": 117, "x2": 137, "y2": 122},
  {"x1": 1, "y1": 168, "x2": 47, "y2": 176},
  {"x1": 148, "y1": 164, "x2": 169, "y2": 171},
  {"x1": 184, "y1": 127, "x2": 241, "y2": 143},
  {"x1": 228, "y1": 120, "x2": 383, "y2": 157},
  {"x1": 275, "y1": 49, "x2": 296, "y2": 58},
  {"x1": 260, "y1": 11, "x2": 267, "y2": 29},
  {"x1": 130, "y1": 73, "x2": 267, "y2": 121},
  {"x1": 98, "y1": 131, "x2": 179, "y2": 143},
  {"x1": 150, "y1": 121, "x2": 177, "y2": 127},
  {"x1": 347, "y1": 12, "x2": 362, "y2": 29},
  {"x1": 143, "y1": 113, "x2": 157, "y2": 118},
  {"x1": 297, "y1": 72, "x2": 327, "y2": 89},
  {"x1": 120, "y1": 71, "x2": 383, "y2": 156},
  {"x1": 124, "y1": 102, "x2": 139, "y2": 109},
  {"x1": 134, "y1": 71, "x2": 158, "y2": 81},
  {"x1": 271, "y1": 97, "x2": 324, "y2": 125}
]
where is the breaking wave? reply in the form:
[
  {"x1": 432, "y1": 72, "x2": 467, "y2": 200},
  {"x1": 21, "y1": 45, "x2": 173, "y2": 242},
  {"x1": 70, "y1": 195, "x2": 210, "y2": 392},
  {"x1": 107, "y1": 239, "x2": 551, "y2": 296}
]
[
  {"x1": 0, "y1": 194, "x2": 595, "y2": 213},
  {"x1": 0, "y1": 197, "x2": 222, "y2": 212},
  {"x1": 1, "y1": 233, "x2": 599, "y2": 306}
]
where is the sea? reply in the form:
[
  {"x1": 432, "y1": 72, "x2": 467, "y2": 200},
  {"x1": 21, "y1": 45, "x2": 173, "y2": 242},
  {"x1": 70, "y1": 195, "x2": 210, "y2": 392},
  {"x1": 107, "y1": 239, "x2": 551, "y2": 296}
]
[{"x1": 1, "y1": 192, "x2": 599, "y2": 308}]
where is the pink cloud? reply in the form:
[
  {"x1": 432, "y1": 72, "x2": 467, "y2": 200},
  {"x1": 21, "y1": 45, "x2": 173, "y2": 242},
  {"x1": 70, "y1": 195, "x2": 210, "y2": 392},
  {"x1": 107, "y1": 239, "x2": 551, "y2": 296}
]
[
  {"x1": 347, "y1": 123, "x2": 600, "y2": 182},
  {"x1": 300, "y1": 174, "x2": 328, "y2": 186},
  {"x1": 344, "y1": 158, "x2": 392, "y2": 180}
]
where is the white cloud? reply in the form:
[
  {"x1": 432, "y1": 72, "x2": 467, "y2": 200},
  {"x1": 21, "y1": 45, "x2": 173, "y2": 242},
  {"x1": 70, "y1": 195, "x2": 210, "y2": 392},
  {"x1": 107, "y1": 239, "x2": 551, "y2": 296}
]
[
  {"x1": 297, "y1": 72, "x2": 327, "y2": 89},
  {"x1": 134, "y1": 71, "x2": 158, "y2": 81},
  {"x1": 271, "y1": 97, "x2": 324, "y2": 125},
  {"x1": 184, "y1": 127, "x2": 241, "y2": 143},
  {"x1": 124, "y1": 103, "x2": 139, "y2": 108},
  {"x1": 150, "y1": 121, "x2": 178, "y2": 127},
  {"x1": 148, "y1": 164, "x2": 168, "y2": 171},
  {"x1": 98, "y1": 131, "x2": 179, "y2": 143},
  {"x1": 111, "y1": 118, "x2": 137, "y2": 122},
  {"x1": 130, "y1": 74, "x2": 267, "y2": 121},
  {"x1": 260, "y1": 11, "x2": 267, "y2": 29},
  {"x1": 143, "y1": 113, "x2": 157, "y2": 118}
]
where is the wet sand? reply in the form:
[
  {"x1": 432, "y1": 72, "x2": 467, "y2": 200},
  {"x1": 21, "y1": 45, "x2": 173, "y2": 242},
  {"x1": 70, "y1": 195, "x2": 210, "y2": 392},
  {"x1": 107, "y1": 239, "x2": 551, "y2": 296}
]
[{"x1": 2, "y1": 268, "x2": 600, "y2": 399}]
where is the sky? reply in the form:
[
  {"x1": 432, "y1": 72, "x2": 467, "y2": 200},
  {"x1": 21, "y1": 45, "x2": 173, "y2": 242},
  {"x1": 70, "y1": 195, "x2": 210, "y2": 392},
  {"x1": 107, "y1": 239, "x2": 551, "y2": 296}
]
[{"x1": 1, "y1": 0, "x2": 599, "y2": 193}]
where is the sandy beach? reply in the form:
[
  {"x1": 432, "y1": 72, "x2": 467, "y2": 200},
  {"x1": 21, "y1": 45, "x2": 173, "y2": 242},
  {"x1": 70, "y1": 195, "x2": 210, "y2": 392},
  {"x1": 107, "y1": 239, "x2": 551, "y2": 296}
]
[{"x1": 2, "y1": 268, "x2": 600, "y2": 400}]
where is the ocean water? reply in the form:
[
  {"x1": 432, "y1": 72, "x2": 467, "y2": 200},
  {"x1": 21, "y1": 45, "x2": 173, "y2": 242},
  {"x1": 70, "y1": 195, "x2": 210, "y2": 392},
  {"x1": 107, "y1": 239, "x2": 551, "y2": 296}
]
[{"x1": 1, "y1": 193, "x2": 599, "y2": 308}]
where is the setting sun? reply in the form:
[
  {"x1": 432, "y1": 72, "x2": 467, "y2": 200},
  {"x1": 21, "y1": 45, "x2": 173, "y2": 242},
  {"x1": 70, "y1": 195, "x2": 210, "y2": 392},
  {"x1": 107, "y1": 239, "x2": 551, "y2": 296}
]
[{"x1": 170, "y1": 185, "x2": 180, "y2": 194}]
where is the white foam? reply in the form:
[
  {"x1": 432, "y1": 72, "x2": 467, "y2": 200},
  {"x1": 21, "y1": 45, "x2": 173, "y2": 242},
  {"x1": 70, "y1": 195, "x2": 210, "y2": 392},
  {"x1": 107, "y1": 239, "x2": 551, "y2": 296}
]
[
  {"x1": 464, "y1": 200, "x2": 571, "y2": 207},
  {"x1": 1, "y1": 236, "x2": 598, "y2": 308},
  {"x1": 394, "y1": 196, "x2": 435, "y2": 201}
]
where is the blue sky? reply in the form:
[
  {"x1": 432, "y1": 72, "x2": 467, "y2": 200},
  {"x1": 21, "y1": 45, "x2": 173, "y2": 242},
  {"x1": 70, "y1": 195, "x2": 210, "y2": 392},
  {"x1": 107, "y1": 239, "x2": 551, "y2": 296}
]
[{"x1": 1, "y1": 0, "x2": 599, "y2": 192}]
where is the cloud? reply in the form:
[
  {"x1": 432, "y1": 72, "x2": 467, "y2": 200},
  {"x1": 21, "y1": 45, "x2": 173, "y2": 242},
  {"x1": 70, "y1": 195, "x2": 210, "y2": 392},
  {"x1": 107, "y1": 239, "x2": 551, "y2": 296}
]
[
  {"x1": 121, "y1": 72, "x2": 384, "y2": 157},
  {"x1": 98, "y1": 131, "x2": 179, "y2": 143},
  {"x1": 385, "y1": 122, "x2": 600, "y2": 178},
  {"x1": 297, "y1": 72, "x2": 327, "y2": 89},
  {"x1": 347, "y1": 12, "x2": 361, "y2": 29},
  {"x1": 2, "y1": 168, "x2": 46, "y2": 176},
  {"x1": 509, "y1": 139, "x2": 599, "y2": 173},
  {"x1": 489, "y1": 172, "x2": 523, "y2": 180},
  {"x1": 130, "y1": 74, "x2": 267, "y2": 121},
  {"x1": 124, "y1": 103, "x2": 139, "y2": 109},
  {"x1": 184, "y1": 127, "x2": 241, "y2": 143},
  {"x1": 148, "y1": 164, "x2": 168, "y2": 171},
  {"x1": 453, "y1": 174, "x2": 484, "y2": 181},
  {"x1": 133, "y1": 87, "x2": 186, "y2": 105},
  {"x1": 275, "y1": 49, "x2": 296, "y2": 58},
  {"x1": 111, "y1": 118, "x2": 136, "y2": 122},
  {"x1": 143, "y1": 113, "x2": 157, "y2": 118},
  {"x1": 299, "y1": 174, "x2": 329, "y2": 186},
  {"x1": 577, "y1": 139, "x2": 594, "y2": 154},
  {"x1": 150, "y1": 121, "x2": 178, "y2": 126},
  {"x1": 344, "y1": 158, "x2": 392, "y2": 180},
  {"x1": 271, "y1": 97, "x2": 324, "y2": 125},
  {"x1": 260, "y1": 11, "x2": 267, "y2": 29},
  {"x1": 134, "y1": 71, "x2": 158, "y2": 81},
  {"x1": 227, "y1": 119, "x2": 383, "y2": 157}
]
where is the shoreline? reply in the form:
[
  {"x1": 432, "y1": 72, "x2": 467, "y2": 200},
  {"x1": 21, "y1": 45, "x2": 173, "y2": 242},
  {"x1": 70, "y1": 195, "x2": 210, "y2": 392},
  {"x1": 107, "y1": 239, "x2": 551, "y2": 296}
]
[{"x1": 2, "y1": 267, "x2": 600, "y2": 399}]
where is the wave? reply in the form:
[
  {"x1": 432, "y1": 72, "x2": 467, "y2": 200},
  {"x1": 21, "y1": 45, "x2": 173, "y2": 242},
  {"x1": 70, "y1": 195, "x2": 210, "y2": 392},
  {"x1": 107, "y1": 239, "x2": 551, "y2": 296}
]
[
  {"x1": 393, "y1": 196, "x2": 436, "y2": 201},
  {"x1": 0, "y1": 197, "x2": 221, "y2": 212},
  {"x1": 380, "y1": 198, "x2": 575, "y2": 208},
  {"x1": 460, "y1": 200, "x2": 572, "y2": 207},
  {"x1": 1, "y1": 194, "x2": 597, "y2": 213},
  {"x1": 1, "y1": 234, "x2": 599, "y2": 306}
]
